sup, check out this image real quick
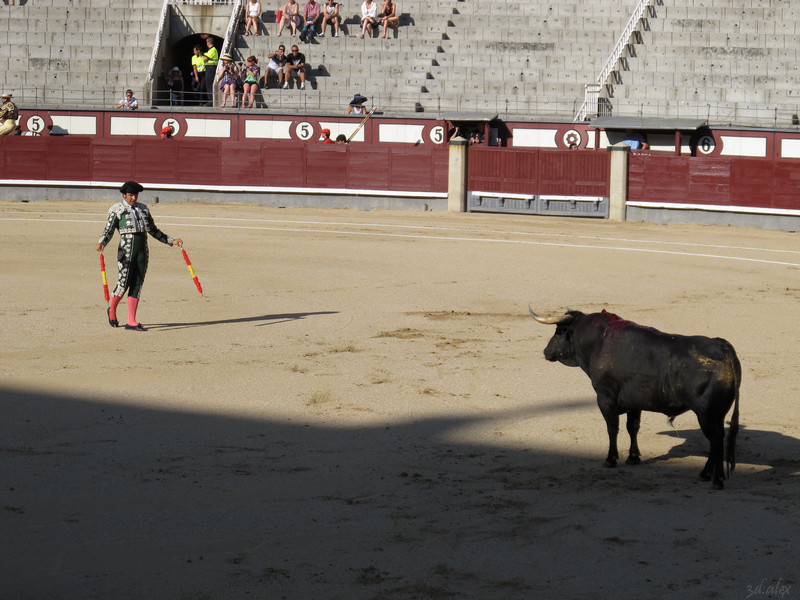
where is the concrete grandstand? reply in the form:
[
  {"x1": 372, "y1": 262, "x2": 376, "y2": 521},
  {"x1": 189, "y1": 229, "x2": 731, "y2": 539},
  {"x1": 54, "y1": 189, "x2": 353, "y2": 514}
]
[{"x1": 2, "y1": 0, "x2": 800, "y2": 126}]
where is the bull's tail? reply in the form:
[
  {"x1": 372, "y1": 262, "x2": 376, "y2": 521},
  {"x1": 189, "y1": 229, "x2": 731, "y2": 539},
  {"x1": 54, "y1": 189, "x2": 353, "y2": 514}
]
[
  {"x1": 726, "y1": 386, "x2": 739, "y2": 477},
  {"x1": 724, "y1": 343, "x2": 742, "y2": 477}
]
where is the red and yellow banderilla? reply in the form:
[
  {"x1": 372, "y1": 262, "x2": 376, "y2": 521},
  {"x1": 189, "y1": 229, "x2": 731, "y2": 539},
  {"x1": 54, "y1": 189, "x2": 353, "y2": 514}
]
[
  {"x1": 180, "y1": 245, "x2": 203, "y2": 295},
  {"x1": 99, "y1": 253, "x2": 110, "y2": 304}
]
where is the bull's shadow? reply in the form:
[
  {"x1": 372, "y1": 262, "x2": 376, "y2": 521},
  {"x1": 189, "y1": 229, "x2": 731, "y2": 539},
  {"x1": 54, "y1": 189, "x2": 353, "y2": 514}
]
[{"x1": 648, "y1": 424, "x2": 800, "y2": 477}]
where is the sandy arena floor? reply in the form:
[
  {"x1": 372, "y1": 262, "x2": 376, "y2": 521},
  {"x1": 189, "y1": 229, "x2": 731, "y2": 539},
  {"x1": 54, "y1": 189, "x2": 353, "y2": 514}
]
[{"x1": 1, "y1": 199, "x2": 798, "y2": 599}]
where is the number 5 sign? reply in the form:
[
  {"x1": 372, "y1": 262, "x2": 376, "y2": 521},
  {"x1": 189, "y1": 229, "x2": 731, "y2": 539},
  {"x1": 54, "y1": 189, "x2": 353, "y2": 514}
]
[
  {"x1": 429, "y1": 126, "x2": 445, "y2": 145},
  {"x1": 25, "y1": 114, "x2": 51, "y2": 135},
  {"x1": 295, "y1": 121, "x2": 314, "y2": 141}
]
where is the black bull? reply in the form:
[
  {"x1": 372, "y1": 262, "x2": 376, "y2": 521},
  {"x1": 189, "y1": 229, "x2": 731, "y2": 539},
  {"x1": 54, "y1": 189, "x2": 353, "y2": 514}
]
[{"x1": 530, "y1": 308, "x2": 741, "y2": 489}]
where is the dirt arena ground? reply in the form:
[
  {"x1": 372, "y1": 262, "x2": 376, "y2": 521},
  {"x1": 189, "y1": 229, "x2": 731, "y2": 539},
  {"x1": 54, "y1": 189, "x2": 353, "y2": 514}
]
[{"x1": 1, "y1": 199, "x2": 798, "y2": 600}]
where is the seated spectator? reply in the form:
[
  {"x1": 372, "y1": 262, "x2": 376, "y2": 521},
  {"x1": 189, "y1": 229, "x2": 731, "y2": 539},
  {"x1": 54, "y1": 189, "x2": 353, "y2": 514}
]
[
  {"x1": 621, "y1": 129, "x2": 650, "y2": 150},
  {"x1": 278, "y1": 0, "x2": 300, "y2": 36},
  {"x1": 346, "y1": 93, "x2": 368, "y2": 115},
  {"x1": 165, "y1": 66, "x2": 184, "y2": 106},
  {"x1": 320, "y1": 128, "x2": 334, "y2": 144},
  {"x1": 217, "y1": 54, "x2": 241, "y2": 107},
  {"x1": 241, "y1": 55, "x2": 260, "y2": 108},
  {"x1": 378, "y1": 0, "x2": 399, "y2": 38},
  {"x1": 266, "y1": 45, "x2": 287, "y2": 88},
  {"x1": 244, "y1": 0, "x2": 263, "y2": 36},
  {"x1": 116, "y1": 89, "x2": 139, "y2": 110},
  {"x1": 0, "y1": 93, "x2": 19, "y2": 136},
  {"x1": 283, "y1": 45, "x2": 306, "y2": 90},
  {"x1": 300, "y1": 0, "x2": 321, "y2": 43},
  {"x1": 360, "y1": 0, "x2": 378, "y2": 38},
  {"x1": 319, "y1": 0, "x2": 340, "y2": 37}
]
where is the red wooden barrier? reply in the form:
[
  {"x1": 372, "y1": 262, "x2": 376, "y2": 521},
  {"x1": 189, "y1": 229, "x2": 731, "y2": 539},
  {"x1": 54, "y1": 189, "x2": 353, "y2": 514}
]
[
  {"x1": 0, "y1": 136, "x2": 447, "y2": 194},
  {"x1": 628, "y1": 154, "x2": 800, "y2": 211},
  {"x1": 467, "y1": 146, "x2": 610, "y2": 197}
]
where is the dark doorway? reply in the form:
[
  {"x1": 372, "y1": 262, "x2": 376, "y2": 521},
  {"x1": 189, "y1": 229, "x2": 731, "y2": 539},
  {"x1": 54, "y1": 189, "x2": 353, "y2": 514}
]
[{"x1": 160, "y1": 34, "x2": 222, "y2": 107}]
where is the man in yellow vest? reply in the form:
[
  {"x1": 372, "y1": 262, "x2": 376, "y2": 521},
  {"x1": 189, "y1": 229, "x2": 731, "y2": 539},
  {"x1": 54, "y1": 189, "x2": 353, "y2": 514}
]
[
  {"x1": 191, "y1": 44, "x2": 207, "y2": 105},
  {"x1": 202, "y1": 37, "x2": 219, "y2": 107}
]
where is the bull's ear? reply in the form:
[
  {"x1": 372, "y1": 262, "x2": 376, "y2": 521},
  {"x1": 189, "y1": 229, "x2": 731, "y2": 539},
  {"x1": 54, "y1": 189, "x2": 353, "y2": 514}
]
[{"x1": 529, "y1": 306, "x2": 574, "y2": 325}]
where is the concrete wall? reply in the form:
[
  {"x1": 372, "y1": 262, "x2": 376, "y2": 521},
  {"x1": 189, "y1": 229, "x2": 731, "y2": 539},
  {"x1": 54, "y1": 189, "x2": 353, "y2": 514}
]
[{"x1": 3, "y1": 0, "x2": 800, "y2": 125}]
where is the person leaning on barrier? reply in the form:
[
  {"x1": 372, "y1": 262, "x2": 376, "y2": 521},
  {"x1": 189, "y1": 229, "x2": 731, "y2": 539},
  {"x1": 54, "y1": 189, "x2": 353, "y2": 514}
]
[
  {"x1": 116, "y1": 89, "x2": 139, "y2": 110},
  {"x1": 621, "y1": 129, "x2": 650, "y2": 150},
  {"x1": 0, "y1": 93, "x2": 19, "y2": 136},
  {"x1": 346, "y1": 93, "x2": 368, "y2": 114}
]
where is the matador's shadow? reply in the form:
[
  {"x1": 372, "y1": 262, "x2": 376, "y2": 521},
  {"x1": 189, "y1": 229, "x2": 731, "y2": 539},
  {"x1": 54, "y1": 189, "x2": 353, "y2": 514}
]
[
  {"x1": 644, "y1": 424, "x2": 800, "y2": 476},
  {"x1": 146, "y1": 311, "x2": 338, "y2": 330}
]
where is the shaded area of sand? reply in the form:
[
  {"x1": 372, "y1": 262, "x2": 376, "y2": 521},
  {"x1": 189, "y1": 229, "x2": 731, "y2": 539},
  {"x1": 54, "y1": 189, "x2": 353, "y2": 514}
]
[{"x1": 1, "y1": 201, "x2": 798, "y2": 599}]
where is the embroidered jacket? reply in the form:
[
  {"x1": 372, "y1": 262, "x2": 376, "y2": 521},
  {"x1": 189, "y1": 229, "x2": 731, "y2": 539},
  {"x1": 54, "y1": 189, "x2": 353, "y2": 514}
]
[
  {"x1": 0, "y1": 100, "x2": 18, "y2": 121},
  {"x1": 98, "y1": 201, "x2": 173, "y2": 246}
]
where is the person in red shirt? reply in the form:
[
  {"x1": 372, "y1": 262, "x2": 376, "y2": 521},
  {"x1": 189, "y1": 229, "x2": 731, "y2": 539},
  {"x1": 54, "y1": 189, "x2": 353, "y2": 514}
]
[{"x1": 300, "y1": 0, "x2": 321, "y2": 42}]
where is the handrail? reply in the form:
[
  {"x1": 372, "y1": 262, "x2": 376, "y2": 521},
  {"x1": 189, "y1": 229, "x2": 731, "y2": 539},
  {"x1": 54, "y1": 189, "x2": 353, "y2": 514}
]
[
  {"x1": 146, "y1": 0, "x2": 172, "y2": 104},
  {"x1": 221, "y1": 0, "x2": 244, "y2": 61},
  {"x1": 574, "y1": 0, "x2": 654, "y2": 122}
]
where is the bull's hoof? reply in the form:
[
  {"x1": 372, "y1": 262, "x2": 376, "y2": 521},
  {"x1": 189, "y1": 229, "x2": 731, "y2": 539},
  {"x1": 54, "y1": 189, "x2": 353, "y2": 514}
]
[
  {"x1": 626, "y1": 455, "x2": 641, "y2": 466},
  {"x1": 712, "y1": 480, "x2": 725, "y2": 490},
  {"x1": 603, "y1": 459, "x2": 617, "y2": 468},
  {"x1": 698, "y1": 470, "x2": 712, "y2": 481}
]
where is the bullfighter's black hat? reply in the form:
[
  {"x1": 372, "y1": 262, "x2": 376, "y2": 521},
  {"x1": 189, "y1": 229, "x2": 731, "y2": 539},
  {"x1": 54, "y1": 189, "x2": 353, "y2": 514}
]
[{"x1": 119, "y1": 181, "x2": 144, "y2": 194}]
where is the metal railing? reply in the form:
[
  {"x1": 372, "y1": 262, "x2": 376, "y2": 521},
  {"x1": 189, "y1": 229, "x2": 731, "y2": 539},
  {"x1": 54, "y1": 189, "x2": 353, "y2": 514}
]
[
  {"x1": 574, "y1": 0, "x2": 655, "y2": 122},
  {"x1": 221, "y1": 0, "x2": 244, "y2": 62},
  {"x1": 13, "y1": 84, "x2": 800, "y2": 130},
  {"x1": 146, "y1": 0, "x2": 173, "y2": 105}
]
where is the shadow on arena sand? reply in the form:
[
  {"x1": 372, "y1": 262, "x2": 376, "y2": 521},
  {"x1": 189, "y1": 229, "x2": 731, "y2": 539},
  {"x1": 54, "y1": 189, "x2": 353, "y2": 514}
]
[
  {"x1": 144, "y1": 311, "x2": 340, "y2": 331},
  {"x1": 2, "y1": 387, "x2": 798, "y2": 600}
]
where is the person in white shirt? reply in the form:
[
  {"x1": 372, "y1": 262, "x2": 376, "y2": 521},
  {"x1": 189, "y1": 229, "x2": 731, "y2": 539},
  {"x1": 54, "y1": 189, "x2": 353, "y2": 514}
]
[
  {"x1": 244, "y1": 0, "x2": 262, "y2": 35},
  {"x1": 360, "y1": 0, "x2": 378, "y2": 38},
  {"x1": 115, "y1": 89, "x2": 138, "y2": 110}
]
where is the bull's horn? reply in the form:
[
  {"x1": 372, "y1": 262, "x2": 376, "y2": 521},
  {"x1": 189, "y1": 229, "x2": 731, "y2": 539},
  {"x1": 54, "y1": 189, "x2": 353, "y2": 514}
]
[{"x1": 528, "y1": 305, "x2": 574, "y2": 324}]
